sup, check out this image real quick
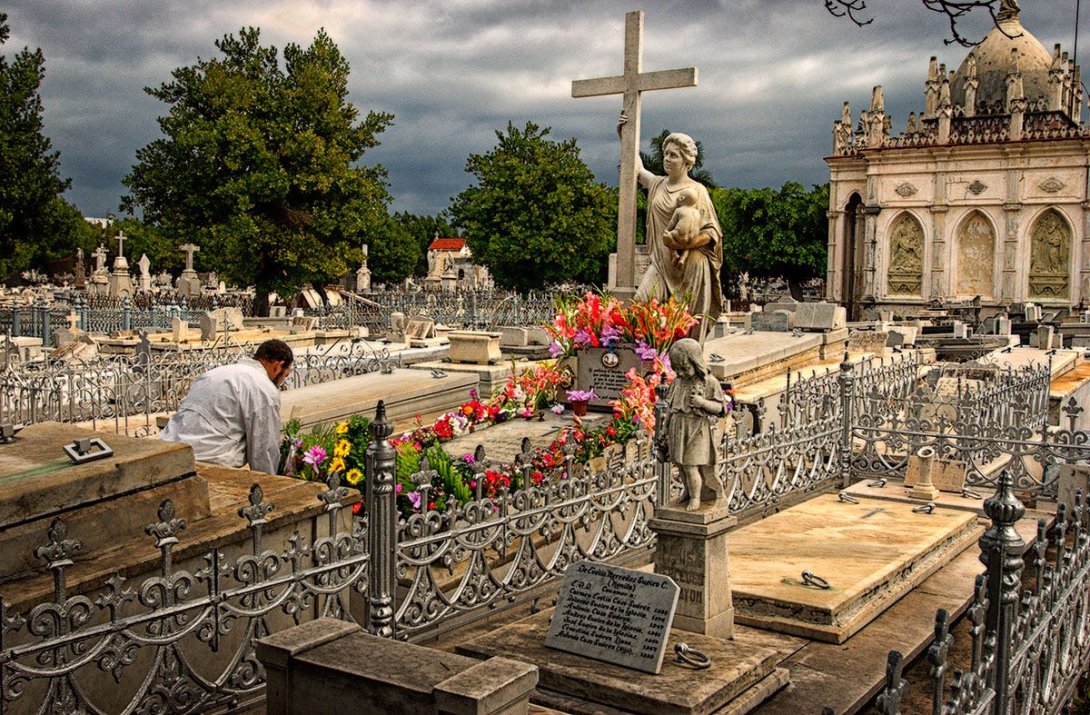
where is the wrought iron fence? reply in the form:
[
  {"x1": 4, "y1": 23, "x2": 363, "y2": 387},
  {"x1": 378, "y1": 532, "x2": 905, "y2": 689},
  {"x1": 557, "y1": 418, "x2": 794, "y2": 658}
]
[
  {"x1": 5, "y1": 347, "x2": 1090, "y2": 713},
  {"x1": 870, "y1": 472, "x2": 1090, "y2": 715},
  {"x1": 0, "y1": 340, "x2": 393, "y2": 435},
  {"x1": 374, "y1": 288, "x2": 561, "y2": 330},
  {"x1": 0, "y1": 405, "x2": 657, "y2": 713}
]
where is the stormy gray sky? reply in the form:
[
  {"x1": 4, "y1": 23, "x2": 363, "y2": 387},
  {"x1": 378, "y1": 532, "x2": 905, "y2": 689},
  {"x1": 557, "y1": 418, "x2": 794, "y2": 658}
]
[{"x1": 4, "y1": 1, "x2": 1079, "y2": 218}]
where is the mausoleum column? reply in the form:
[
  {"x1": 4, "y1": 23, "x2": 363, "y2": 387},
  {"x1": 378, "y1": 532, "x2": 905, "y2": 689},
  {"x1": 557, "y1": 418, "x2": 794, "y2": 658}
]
[
  {"x1": 827, "y1": 209, "x2": 842, "y2": 301},
  {"x1": 1081, "y1": 198, "x2": 1090, "y2": 303}
]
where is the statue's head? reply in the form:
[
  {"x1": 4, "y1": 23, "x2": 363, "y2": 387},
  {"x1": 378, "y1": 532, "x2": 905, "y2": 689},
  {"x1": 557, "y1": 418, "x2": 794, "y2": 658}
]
[
  {"x1": 668, "y1": 338, "x2": 705, "y2": 378},
  {"x1": 663, "y1": 133, "x2": 698, "y2": 173}
]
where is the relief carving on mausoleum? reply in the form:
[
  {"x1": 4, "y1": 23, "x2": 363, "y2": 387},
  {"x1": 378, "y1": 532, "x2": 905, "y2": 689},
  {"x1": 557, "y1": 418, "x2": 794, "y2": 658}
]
[
  {"x1": 1028, "y1": 209, "x2": 1071, "y2": 300},
  {"x1": 886, "y1": 213, "x2": 924, "y2": 296},
  {"x1": 956, "y1": 212, "x2": 995, "y2": 297}
]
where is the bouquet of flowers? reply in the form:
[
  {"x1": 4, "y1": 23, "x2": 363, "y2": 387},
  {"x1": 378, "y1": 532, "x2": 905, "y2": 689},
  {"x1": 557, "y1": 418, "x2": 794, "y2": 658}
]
[{"x1": 546, "y1": 290, "x2": 697, "y2": 359}]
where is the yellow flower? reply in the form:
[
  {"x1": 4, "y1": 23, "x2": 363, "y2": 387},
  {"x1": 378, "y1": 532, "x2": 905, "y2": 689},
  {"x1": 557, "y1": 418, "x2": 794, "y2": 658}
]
[
  {"x1": 336, "y1": 421, "x2": 349, "y2": 435},
  {"x1": 329, "y1": 457, "x2": 346, "y2": 473},
  {"x1": 346, "y1": 468, "x2": 363, "y2": 486},
  {"x1": 334, "y1": 439, "x2": 351, "y2": 458}
]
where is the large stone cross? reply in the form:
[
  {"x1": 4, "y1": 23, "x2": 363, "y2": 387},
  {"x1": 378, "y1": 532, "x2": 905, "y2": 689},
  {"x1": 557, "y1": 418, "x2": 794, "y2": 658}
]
[
  {"x1": 114, "y1": 230, "x2": 126, "y2": 258},
  {"x1": 572, "y1": 10, "x2": 697, "y2": 294},
  {"x1": 179, "y1": 243, "x2": 200, "y2": 272}
]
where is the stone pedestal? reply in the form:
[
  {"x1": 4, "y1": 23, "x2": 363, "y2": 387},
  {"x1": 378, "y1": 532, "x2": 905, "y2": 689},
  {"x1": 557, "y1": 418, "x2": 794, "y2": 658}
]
[
  {"x1": 907, "y1": 447, "x2": 941, "y2": 501},
  {"x1": 649, "y1": 503, "x2": 736, "y2": 640},
  {"x1": 257, "y1": 618, "x2": 538, "y2": 715}
]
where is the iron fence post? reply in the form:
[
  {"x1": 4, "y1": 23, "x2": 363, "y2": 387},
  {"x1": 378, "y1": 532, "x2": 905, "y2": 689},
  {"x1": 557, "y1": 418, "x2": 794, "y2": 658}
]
[
  {"x1": 978, "y1": 469, "x2": 1025, "y2": 715},
  {"x1": 35, "y1": 295, "x2": 49, "y2": 345},
  {"x1": 76, "y1": 294, "x2": 87, "y2": 332},
  {"x1": 838, "y1": 351, "x2": 855, "y2": 488},
  {"x1": 121, "y1": 296, "x2": 132, "y2": 332},
  {"x1": 365, "y1": 400, "x2": 397, "y2": 637},
  {"x1": 11, "y1": 304, "x2": 20, "y2": 338}
]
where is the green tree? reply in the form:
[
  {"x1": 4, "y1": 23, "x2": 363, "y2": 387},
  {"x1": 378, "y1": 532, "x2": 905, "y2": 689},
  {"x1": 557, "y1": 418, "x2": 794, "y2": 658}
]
[
  {"x1": 393, "y1": 211, "x2": 458, "y2": 275},
  {"x1": 0, "y1": 13, "x2": 87, "y2": 280},
  {"x1": 713, "y1": 182, "x2": 829, "y2": 300},
  {"x1": 449, "y1": 122, "x2": 615, "y2": 289},
  {"x1": 122, "y1": 27, "x2": 393, "y2": 313},
  {"x1": 366, "y1": 213, "x2": 421, "y2": 285}
]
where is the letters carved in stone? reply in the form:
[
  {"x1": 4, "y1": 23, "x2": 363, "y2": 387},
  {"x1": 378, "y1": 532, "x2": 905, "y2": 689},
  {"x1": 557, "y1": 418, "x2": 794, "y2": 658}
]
[
  {"x1": 1028, "y1": 209, "x2": 1071, "y2": 300},
  {"x1": 886, "y1": 213, "x2": 924, "y2": 296}
]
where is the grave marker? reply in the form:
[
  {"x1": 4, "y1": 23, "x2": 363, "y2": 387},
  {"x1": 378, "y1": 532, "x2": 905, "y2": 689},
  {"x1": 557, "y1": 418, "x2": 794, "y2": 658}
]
[{"x1": 545, "y1": 560, "x2": 678, "y2": 674}]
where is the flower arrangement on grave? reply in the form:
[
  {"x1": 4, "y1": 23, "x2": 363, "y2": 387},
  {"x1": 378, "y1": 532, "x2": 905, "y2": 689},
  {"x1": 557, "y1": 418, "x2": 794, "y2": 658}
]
[
  {"x1": 278, "y1": 292, "x2": 698, "y2": 518},
  {"x1": 545, "y1": 290, "x2": 698, "y2": 360},
  {"x1": 279, "y1": 414, "x2": 372, "y2": 484}
]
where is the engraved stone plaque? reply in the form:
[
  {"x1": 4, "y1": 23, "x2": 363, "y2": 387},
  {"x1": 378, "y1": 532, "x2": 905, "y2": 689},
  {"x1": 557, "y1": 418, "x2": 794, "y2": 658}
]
[
  {"x1": 574, "y1": 346, "x2": 646, "y2": 409},
  {"x1": 545, "y1": 561, "x2": 679, "y2": 674}
]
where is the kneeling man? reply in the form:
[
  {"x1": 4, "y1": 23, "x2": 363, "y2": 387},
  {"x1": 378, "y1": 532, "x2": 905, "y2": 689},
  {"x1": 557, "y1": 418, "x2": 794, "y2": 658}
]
[{"x1": 160, "y1": 339, "x2": 293, "y2": 474}]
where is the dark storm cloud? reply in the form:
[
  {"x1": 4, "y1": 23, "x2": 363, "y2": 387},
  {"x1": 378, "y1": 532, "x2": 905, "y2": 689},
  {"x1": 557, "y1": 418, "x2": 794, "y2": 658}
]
[{"x1": 3, "y1": 0, "x2": 1082, "y2": 217}]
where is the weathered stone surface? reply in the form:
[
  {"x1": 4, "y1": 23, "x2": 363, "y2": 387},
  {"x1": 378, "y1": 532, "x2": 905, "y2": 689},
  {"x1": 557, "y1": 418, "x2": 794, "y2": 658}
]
[
  {"x1": 730, "y1": 494, "x2": 979, "y2": 643},
  {"x1": 905, "y1": 454, "x2": 967, "y2": 493},
  {"x1": 0, "y1": 423, "x2": 198, "y2": 531},
  {"x1": 794, "y1": 303, "x2": 846, "y2": 331},
  {"x1": 259, "y1": 618, "x2": 537, "y2": 715},
  {"x1": 405, "y1": 316, "x2": 436, "y2": 340},
  {"x1": 448, "y1": 331, "x2": 502, "y2": 364},
  {"x1": 650, "y1": 504, "x2": 736, "y2": 640},
  {"x1": 749, "y1": 309, "x2": 794, "y2": 332},
  {"x1": 1058, "y1": 464, "x2": 1090, "y2": 512},
  {"x1": 459, "y1": 609, "x2": 782, "y2": 715},
  {"x1": 545, "y1": 561, "x2": 678, "y2": 674},
  {"x1": 280, "y1": 368, "x2": 476, "y2": 433}
]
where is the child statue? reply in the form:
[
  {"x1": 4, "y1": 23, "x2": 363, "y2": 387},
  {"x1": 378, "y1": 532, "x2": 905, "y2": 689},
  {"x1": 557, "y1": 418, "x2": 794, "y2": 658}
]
[
  {"x1": 663, "y1": 187, "x2": 701, "y2": 268},
  {"x1": 657, "y1": 338, "x2": 729, "y2": 511}
]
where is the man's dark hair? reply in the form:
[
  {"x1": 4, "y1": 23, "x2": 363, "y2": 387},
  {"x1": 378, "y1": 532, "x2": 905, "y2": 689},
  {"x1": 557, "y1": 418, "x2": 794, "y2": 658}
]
[{"x1": 255, "y1": 339, "x2": 294, "y2": 366}]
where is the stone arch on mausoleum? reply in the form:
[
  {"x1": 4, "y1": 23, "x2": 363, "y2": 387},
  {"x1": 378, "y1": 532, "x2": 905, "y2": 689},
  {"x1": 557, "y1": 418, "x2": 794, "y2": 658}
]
[
  {"x1": 954, "y1": 210, "x2": 997, "y2": 298},
  {"x1": 841, "y1": 193, "x2": 865, "y2": 319},
  {"x1": 884, "y1": 211, "x2": 925, "y2": 297},
  {"x1": 1027, "y1": 207, "x2": 1074, "y2": 302}
]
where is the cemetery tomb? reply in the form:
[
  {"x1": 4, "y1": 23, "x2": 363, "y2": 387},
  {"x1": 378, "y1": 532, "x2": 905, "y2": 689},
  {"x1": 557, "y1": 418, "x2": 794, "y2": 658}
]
[
  {"x1": 729, "y1": 493, "x2": 978, "y2": 643},
  {"x1": 0, "y1": 423, "x2": 208, "y2": 582},
  {"x1": 280, "y1": 368, "x2": 477, "y2": 433},
  {"x1": 460, "y1": 608, "x2": 786, "y2": 715}
]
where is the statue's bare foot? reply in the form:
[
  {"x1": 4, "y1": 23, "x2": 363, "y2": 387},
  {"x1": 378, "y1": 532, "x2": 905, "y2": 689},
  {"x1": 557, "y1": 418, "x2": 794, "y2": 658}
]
[{"x1": 685, "y1": 498, "x2": 701, "y2": 512}]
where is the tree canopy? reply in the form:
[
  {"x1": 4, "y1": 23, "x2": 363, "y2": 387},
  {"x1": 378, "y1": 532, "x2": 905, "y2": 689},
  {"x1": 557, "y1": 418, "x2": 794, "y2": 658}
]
[
  {"x1": 122, "y1": 27, "x2": 395, "y2": 310},
  {"x1": 0, "y1": 13, "x2": 89, "y2": 280},
  {"x1": 712, "y1": 182, "x2": 829, "y2": 299},
  {"x1": 449, "y1": 121, "x2": 616, "y2": 290}
]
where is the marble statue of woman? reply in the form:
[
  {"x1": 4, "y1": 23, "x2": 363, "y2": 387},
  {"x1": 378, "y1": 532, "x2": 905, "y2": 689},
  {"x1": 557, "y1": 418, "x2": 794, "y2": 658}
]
[{"x1": 620, "y1": 117, "x2": 724, "y2": 342}]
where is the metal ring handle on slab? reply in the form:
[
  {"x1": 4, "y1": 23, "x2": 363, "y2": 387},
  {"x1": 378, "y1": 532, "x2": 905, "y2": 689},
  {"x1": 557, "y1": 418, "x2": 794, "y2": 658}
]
[
  {"x1": 961, "y1": 488, "x2": 982, "y2": 500},
  {"x1": 801, "y1": 571, "x2": 831, "y2": 590},
  {"x1": 867, "y1": 478, "x2": 887, "y2": 488},
  {"x1": 63, "y1": 437, "x2": 113, "y2": 464},
  {"x1": 912, "y1": 502, "x2": 936, "y2": 514},
  {"x1": 838, "y1": 491, "x2": 860, "y2": 504},
  {"x1": 674, "y1": 643, "x2": 711, "y2": 669}
]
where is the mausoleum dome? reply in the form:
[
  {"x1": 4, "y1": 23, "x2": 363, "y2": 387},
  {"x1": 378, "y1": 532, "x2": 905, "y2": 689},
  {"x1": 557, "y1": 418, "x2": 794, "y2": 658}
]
[{"x1": 950, "y1": 10, "x2": 1054, "y2": 113}]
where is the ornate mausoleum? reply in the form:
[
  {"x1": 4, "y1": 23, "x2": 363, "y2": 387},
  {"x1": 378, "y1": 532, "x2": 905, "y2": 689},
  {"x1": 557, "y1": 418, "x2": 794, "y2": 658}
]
[{"x1": 825, "y1": 1, "x2": 1088, "y2": 319}]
